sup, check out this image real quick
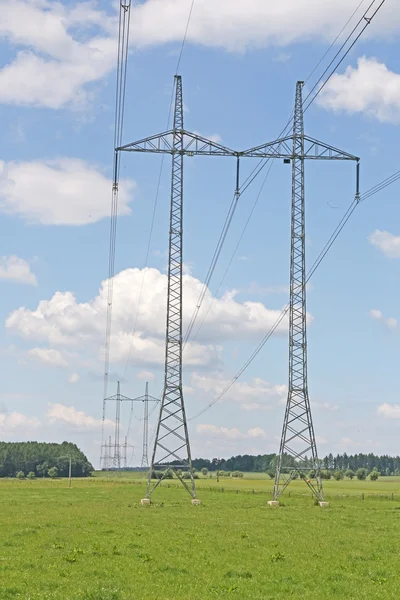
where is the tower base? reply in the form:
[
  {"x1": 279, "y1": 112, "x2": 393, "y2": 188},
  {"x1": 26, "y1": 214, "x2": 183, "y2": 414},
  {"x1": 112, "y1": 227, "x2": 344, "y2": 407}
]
[
  {"x1": 141, "y1": 498, "x2": 150, "y2": 505},
  {"x1": 192, "y1": 499, "x2": 201, "y2": 506},
  {"x1": 319, "y1": 501, "x2": 329, "y2": 508},
  {"x1": 268, "y1": 500, "x2": 280, "y2": 507}
]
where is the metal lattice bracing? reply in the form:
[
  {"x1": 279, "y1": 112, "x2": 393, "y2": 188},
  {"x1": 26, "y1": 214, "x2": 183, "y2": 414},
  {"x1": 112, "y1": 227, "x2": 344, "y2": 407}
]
[
  {"x1": 238, "y1": 82, "x2": 359, "y2": 502},
  {"x1": 273, "y1": 82, "x2": 323, "y2": 501},
  {"x1": 146, "y1": 76, "x2": 196, "y2": 499},
  {"x1": 141, "y1": 382, "x2": 150, "y2": 468}
]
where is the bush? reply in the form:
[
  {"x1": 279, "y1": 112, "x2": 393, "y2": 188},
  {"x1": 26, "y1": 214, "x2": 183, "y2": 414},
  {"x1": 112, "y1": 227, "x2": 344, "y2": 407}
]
[
  {"x1": 48, "y1": 466, "x2": 58, "y2": 479},
  {"x1": 232, "y1": 471, "x2": 243, "y2": 478},
  {"x1": 267, "y1": 470, "x2": 275, "y2": 479},
  {"x1": 334, "y1": 471, "x2": 344, "y2": 481},
  {"x1": 320, "y1": 470, "x2": 332, "y2": 480},
  {"x1": 356, "y1": 468, "x2": 367, "y2": 481},
  {"x1": 27, "y1": 471, "x2": 36, "y2": 480},
  {"x1": 16, "y1": 471, "x2": 25, "y2": 479},
  {"x1": 201, "y1": 468, "x2": 208, "y2": 477},
  {"x1": 345, "y1": 469, "x2": 355, "y2": 480},
  {"x1": 369, "y1": 470, "x2": 379, "y2": 481}
]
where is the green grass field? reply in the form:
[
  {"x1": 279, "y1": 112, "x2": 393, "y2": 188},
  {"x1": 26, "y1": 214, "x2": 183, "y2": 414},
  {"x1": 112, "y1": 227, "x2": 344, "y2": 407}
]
[{"x1": 2, "y1": 474, "x2": 400, "y2": 599}]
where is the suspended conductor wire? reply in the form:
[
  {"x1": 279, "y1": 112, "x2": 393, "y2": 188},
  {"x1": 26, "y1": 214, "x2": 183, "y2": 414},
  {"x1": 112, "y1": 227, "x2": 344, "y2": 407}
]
[
  {"x1": 123, "y1": 1, "x2": 196, "y2": 376},
  {"x1": 189, "y1": 168, "x2": 400, "y2": 422},
  {"x1": 190, "y1": 162, "x2": 274, "y2": 344},
  {"x1": 240, "y1": 0, "x2": 384, "y2": 195},
  {"x1": 182, "y1": 0, "x2": 383, "y2": 349},
  {"x1": 101, "y1": 1, "x2": 132, "y2": 463}
]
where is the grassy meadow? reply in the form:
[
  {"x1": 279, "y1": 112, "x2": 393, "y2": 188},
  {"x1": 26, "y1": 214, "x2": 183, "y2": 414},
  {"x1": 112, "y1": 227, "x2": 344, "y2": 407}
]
[{"x1": 1, "y1": 473, "x2": 400, "y2": 599}]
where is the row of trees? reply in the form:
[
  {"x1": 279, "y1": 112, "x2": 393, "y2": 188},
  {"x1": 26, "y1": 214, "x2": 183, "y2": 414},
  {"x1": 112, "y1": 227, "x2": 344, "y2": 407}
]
[
  {"x1": 192, "y1": 453, "x2": 400, "y2": 476},
  {"x1": 0, "y1": 442, "x2": 93, "y2": 478}
]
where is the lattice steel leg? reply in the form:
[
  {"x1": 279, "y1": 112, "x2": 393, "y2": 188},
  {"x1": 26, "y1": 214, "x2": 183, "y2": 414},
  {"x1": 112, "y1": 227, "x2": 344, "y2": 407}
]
[{"x1": 273, "y1": 82, "x2": 323, "y2": 502}]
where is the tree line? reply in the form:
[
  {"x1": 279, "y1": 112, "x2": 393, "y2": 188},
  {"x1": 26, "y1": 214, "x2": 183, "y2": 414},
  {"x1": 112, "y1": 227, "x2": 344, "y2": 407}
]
[
  {"x1": 0, "y1": 441, "x2": 94, "y2": 478},
  {"x1": 192, "y1": 452, "x2": 400, "y2": 476}
]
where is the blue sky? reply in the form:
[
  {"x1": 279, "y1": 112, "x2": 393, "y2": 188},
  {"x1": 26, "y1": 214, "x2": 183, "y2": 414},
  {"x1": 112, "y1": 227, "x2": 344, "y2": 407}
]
[{"x1": 0, "y1": 0, "x2": 400, "y2": 467}]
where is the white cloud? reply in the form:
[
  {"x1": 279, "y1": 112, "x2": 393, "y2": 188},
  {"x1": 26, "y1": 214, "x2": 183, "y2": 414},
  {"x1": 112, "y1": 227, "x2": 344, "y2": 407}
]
[
  {"x1": 369, "y1": 309, "x2": 397, "y2": 331},
  {"x1": 0, "y1": 410, "x2": 40, "y2": 433},
  {"x1": 136, "y1": 370, "x2": 155, "y2": 381},
  {"x1": 130, "y1": 1, "x2": 400, "y2": 52},
  {"x1": 6, "y1": 266, "x2": 288, "y2": 370},
  {"x1": 68, "y1": 373, "x2": 80, "y2": 384},
  {"x1": 369, "y1": 230, "x2": 400, "y2": 259},
  {"x1": 377, "y1": 403, "x2": 400, "y2": 420},
  {"x1": 0, "y1": 158, "x2": 135, "y2": 226},
  {"x1": 196, "y1": 423, "x2": 266, "y2": 440},
  {"x1": 196, "y1": 424, "x2": 246, "y2": 440},
  {"x1": 318, "y1": 57, "x2": 400, "y2": 124},
  {"x1": 190, "y1": 372, "x2": 287, "y2": 411},
  {"x1": 0, "y1": 255, "x2": 37, "y2": 285},
  {"x1": 47, "y1": 403, "x2": 112, "y2": 430},
  {"x1": 0, "y1": 0, "x2": 117, "y2": 109},
  {"x1": 248, "y1": 427, "x2": 266, "y2": 439},
  {"x1": 28, "y1": 347, "x2": 68, "y2": 367}
]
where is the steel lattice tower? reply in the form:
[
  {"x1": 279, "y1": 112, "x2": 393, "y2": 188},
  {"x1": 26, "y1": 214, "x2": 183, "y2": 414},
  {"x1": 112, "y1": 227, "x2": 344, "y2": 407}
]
[
  {"x1": 238, "y1": 82, "x2": 360, "y2": 503},
  {"x1": 273, "y1": 82, "x2": 323, "y2": 501},
  {"x1": 118, "y1": 75, "x2": 241, "y2": 502},
  {"x1": 147, "y1": 75, "x2": 196, "y2": 498}
]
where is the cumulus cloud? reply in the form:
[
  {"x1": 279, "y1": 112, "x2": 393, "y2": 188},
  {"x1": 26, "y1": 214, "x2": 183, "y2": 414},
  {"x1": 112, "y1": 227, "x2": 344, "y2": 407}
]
[
  {"x1": 318, "y1": 57, "x2": 400, "y2": 124},
  {"x1": 68, "y1": 373, "x2": 80, "y2": 384},
  {"x1": 28, "y1": 347, "x2": 68, "y2": 367},
  {"x1": 0, "y1": 410, "x2": 40, "y2": 434},
  {"x1": 369, "y1": 230, "x2": 400, "y2": 259},
  {"x1": 0, "y1": 0, "x2": 117, "y2": 109},
  {"x1": 196, "y1": 424, "x2": 266, "y2": 440},
  {"x1": 0, "y1": 159, "x2": 135, "y2": 225},
  {"x1": 0, "y1": 255, "x2": 37, "y2": 285},
  {"x1": 377, "y1": 403, "x2": 400, "y2": 419},
  {"x1": 190, "y1": 371, "x2": 287, "y2": 411},
  {"x1": 47, "y1": 403, "x2": 112, "y2": 430},
  {"x1": 2, "y1": 1, "x2": 400, "y2": 110},
  {"x1": 369, "y1": 309, "x2": 397, "y2": 331},
  {"x1": 129, "y1": 1, "x2": 400, "y2": 52},
  {"x1": 6, "y1": 266, "x2": 288, "y2": 370}
]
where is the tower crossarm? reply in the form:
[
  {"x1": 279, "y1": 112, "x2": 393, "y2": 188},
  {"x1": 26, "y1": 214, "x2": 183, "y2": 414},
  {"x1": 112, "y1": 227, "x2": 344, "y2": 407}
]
[
  {"x1": 117, "y1": 129, "x2": 238, "y2": 157},
  {"x1": 240, "y1": 134, "x2": 359, "y2": 162}
]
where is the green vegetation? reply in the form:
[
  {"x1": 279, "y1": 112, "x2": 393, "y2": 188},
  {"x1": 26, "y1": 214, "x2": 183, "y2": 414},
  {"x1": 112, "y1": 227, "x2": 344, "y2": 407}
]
[
  {"x1": 1, "y1": 474, "x2": 400, "y2": 599},
  {"x1": 0, "y1": 441, "x2": 93, "y2": 478},
  {"x1": 192, "y1": 452, "x2": 400, "y2": 475}
]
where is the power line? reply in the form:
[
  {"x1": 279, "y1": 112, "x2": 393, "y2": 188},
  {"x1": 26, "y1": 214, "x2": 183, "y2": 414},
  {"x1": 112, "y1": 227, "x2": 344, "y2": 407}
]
[
  {"x1": 189, "y1": 167, "x2": 400, "y2": 422},
  {"x1": 123, "y1": 1, "x2": 196, "y2": 376},
  {"x1": 183, "y1": 0, "x2": 385, "y2": 348},
  {"x1": 102, "y1": 2, "x2": 132, "y2": 465}
]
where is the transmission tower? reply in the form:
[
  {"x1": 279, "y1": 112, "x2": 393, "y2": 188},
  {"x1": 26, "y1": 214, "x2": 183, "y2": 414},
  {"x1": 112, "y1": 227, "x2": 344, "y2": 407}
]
[
  {"x1": 117, "y1": 75, "x2": 240, "y2": 503},
  {"x1": 101, "y1": 382, "x2": 135, "y2": 470},
  {"x1": 240, "y1": 82, "x2": 359, "y2": 504},
  {"x1": 126, "y1": 382, "x2": 159, "y2": 468}
]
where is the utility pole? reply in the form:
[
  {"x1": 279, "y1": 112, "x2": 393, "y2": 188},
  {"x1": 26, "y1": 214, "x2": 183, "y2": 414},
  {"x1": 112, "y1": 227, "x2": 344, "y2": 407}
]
[
  {"x1": 117, "y1": 76, "x2": 240, "y2": 504},
  {"x1": 240, "y1": 82, "x2": 359, "y2": 505}
]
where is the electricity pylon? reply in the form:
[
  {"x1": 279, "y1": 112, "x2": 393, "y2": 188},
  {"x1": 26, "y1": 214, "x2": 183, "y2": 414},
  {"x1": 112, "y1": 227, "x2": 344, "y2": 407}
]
[
  {"x1": 117, "y1": 76, "x2": 239, "y2": 502},
  {"x1": 127, "y1": 382, "x2": 159, "y2": 468},
  {"x1": 242, "y1": 82, "x2": 360, "y2": 504},
  {"x1": 101, "y1": 382, "x2": 136, "y2": 469}
]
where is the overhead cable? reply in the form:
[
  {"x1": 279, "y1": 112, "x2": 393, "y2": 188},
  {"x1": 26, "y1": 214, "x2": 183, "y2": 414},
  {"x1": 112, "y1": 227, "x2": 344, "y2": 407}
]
[{"x1": 189, "y1": 167, "x2": 400, "y2": 422}]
